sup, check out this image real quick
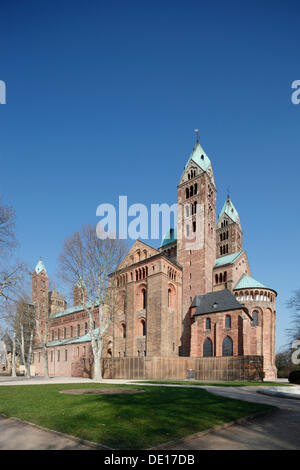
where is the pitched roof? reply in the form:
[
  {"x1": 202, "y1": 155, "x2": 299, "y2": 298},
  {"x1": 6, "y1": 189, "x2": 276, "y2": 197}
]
[
  {"x1": 214, "y1": 250, "x2": 244, "y2": 268},
  {"x1": 43, "y1": 328, "x2": 99, "y2": 348},
  {"x1": 184, "y1": 140, "x2": 211, "y2": 172},
  {"x1": 35, "y1": 259, "x2": 47, "y2": 274},
  {"x1": 218, "y1": 196, "x2": 239, "y2": 223},
  {"x1": 160, "y1": 228, "x2": 177, "y2": 247},
  {"x1": 191, "y1": 289, "x2": 245, "y2": 316},
  {"x1": 234, "y1": 273, "x2": 267, "y2": 290},
  {"x1": 50, "y1": 299, "x2": 100, "y2": 319}
]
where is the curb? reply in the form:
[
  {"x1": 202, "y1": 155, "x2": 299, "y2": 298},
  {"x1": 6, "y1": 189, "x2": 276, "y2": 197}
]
[
  {"x1": 0, "y1": 413, "x2": 114, "y2": 450},
  {"x1": 148, "y1": 408, "x2": 276, "y2": 450},
  {"x1": 257, "y1": 389, "x2": 300, "y2": 401}
]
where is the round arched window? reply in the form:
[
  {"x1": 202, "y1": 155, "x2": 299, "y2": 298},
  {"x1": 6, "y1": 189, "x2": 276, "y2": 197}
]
[
  {"x1": 252, "y1": 310, "x2": 259, "y2": 327},
  {"x1": 203, "y1": 338, "x2": 213, "y2": 357}
]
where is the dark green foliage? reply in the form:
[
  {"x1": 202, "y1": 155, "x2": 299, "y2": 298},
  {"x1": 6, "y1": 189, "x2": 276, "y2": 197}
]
[{"x1": 288, "y1": 370, "x2": 300, "y2": 384}]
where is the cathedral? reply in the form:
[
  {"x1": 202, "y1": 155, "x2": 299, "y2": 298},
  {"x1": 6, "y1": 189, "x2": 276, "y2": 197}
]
[{"x1": 32, "y1": 138, "x2": 277, "y2": 380}]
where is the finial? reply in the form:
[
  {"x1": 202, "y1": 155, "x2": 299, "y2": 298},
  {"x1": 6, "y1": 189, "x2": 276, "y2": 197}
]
[
  {"x1": 194, "y1": 129, "x2": 199, "y2": 143},
  {"x1": 227, "y1": 187, "x2": 230, "y2": 201}
]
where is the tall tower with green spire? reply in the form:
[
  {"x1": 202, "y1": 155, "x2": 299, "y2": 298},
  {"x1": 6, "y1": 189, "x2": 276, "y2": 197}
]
[
  {"x1": 216, "y1": 195, "x2": 243, "y2": 257},
  {"x1": 177, "y1": 134, "x2": 217, "y2": 355},
  {"x1": 32, "y1": 258, "x2": 49, "y2": 344}
]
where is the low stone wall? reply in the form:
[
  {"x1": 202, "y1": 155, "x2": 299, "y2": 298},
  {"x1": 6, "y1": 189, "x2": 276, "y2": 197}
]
[{"x1": 101, "y1": 355, "x2": 264, "y2": 381}]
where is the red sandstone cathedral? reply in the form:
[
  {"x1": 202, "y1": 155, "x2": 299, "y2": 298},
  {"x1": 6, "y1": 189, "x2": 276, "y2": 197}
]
[{"x1": 33, "y1": 139, "x2": 277, "y2": 380}]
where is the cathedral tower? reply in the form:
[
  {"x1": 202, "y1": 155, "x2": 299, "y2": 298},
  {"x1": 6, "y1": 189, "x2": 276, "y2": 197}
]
[
  {"x1": 216, "y1": 195, "x2": 243, "y2": 257},
  {"x1": 32, "y1": 259, "x2": 49, "y2": 344},
  {"x1": 177, "y1": 137, "x2": 217, "y2": 354}
]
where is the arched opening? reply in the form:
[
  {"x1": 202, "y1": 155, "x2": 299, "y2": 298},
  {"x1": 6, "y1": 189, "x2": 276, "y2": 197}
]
[
  {"x1": 252, "y1": 310, "x2": 258, "y2": 327},
  {"x1": 225, "y1": 315, "x2": 231, "y2": 329},
  {"x1": 107, "y1": 341, "x2": 113, "y2": 357},
  {"x1": 139, "y1": 319, "x2": 146, "y2": 337},
  {"x1": 222, "y1": 336, "x2": 233, "y2": 356},
  {"x1": 120, "y1": 322, "x2": 126, "y2": 338},
  {"x1": 203, "y1": 337, "x2": 213, "y2": 357},
  {"x1": 141, "y1": 288, "x2": 147, "y2": 309}
]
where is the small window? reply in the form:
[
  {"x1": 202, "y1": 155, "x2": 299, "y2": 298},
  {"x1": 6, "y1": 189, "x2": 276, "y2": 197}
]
[
  {"x1": 140, "y1": 319, "x2": 146, "y2": 336},
  {"x1": 65, "y1": 349, "x2": 68, "y2": 361},
  {"x1": 225, "y1": 315, "x2": 231, "y2": 328},
  {"x1": 205, "y1": 318, "x2": 211, "y2": 330},
  {"x1": 252, "y1": 310, "x2": 259, "y2": 327}
]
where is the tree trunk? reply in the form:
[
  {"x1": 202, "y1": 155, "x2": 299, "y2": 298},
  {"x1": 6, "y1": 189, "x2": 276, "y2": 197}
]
[
  {"x1": 11, "y1": 333, "x2": 16, "y2": 377},
  {"x1": 43, "y1": 346, "x2": 49, "y2": 379},
  {"x1": 26, "y1": 331, "x2": 33, "y2": 378}
]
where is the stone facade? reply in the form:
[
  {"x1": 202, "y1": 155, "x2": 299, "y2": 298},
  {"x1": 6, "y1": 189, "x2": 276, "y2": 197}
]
[{"x1": 32, "y1": 138, "x2": 277, "y2": 380}]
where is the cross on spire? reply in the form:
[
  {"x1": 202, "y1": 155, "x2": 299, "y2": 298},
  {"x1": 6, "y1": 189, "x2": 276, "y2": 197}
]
[{"x1": 194, "y1": 128, "x2": 199, "y2": 143}]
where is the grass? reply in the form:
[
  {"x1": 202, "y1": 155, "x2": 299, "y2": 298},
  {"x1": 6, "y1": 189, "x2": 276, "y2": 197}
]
[
  {"x1": 0, "y1": 383, "x2": 274, "y2": 449},
  {"x1": 139, "y1": 380, "x2": 290, "y2": 387}
]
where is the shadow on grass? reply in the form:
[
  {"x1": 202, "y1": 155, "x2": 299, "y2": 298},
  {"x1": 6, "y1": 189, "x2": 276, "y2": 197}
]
[{"x1": 0, "y1": 383, "x2": 274, "y2": 450}]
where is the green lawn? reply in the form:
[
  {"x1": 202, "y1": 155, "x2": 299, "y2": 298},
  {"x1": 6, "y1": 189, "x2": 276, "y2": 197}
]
[
  {"x1": 0, "y1": 383, "x2": 274, "y2": 450},
  {"x1": 140, "y1": 380, "x2": 289, "y2": 387}
]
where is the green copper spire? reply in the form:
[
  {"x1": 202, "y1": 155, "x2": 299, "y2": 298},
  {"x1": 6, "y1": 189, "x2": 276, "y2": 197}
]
[
  {"x1": 184, "y1": 139, "x2": 211, "y2": 173},
  {"x1": 218, "y1": 195, "x2": 239, "y2": 223},
  {"x1": 35, "y1": 258, "x2": 47, "y2": 274}
]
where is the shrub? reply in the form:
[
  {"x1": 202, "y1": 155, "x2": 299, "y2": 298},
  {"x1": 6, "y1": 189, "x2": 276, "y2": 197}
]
[{"x1": 288, "y1": 370, "x2": 300, "y2": 384}]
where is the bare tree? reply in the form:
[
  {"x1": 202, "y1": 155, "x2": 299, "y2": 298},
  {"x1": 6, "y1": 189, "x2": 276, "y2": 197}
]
[
  {"x1": 35, "y1": 313, "x2": 49, "y2": 379},
  {"x1": 286, "y1": 289, "x2": 300, "y2": 344},
  {"x1": 0, "y1": 197, "x2": 16, "y2": 256},
  {"x1": 0, "y1": 198, "x2": 27, "y2": 310},
  {"x1": 14, "y1": 299, "x2": 35, "y2": 377},
  {"x1": 0, "y1": 262, "x2": 28, "y2": 305},
  {"x1": 59, "y1": 224, "x2": 127, "y2": 381}
]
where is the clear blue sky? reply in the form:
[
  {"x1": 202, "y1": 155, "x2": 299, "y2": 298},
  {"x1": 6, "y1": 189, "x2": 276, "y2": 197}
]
[{"x1": 0, "y1": 0, "x2": 299, "y2": 351}]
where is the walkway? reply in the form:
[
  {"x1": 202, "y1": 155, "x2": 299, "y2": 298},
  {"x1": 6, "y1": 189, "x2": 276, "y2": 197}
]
[{"x1": 160, "y1": 386, "x2": 300, "y2": 450}]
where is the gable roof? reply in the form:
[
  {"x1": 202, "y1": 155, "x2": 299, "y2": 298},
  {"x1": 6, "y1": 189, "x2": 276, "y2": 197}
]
[
  {"x1": 117, "y1": 240, "x2": 159, "y2": 270},
  {"x1": 218, "y1": 196, "x2": 240, "y2": 224},
  {"x1": 191, "y1": 289, "x2": 245, "y2": 316},
  {"x1": 214, "y1": 250, "x2": 244, "y2": 268}
]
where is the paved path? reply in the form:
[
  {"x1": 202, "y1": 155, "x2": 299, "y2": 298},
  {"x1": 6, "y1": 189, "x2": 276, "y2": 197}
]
[
  {"x1": 0, "y1": 415, "x2": 94, "y2": 450},
  {"x1": 0, "y1": 376, "x2": 134, "y2": 386},
  {"x1": 160, "y1": 386, "x2": 300, "y2": 450}
]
